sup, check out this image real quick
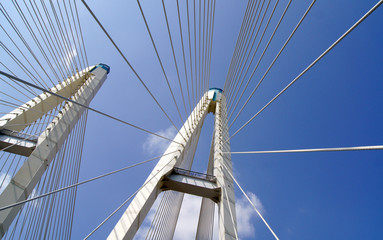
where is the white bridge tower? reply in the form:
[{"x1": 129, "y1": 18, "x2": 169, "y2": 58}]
[
  {"x1": 109, "y1": 88, "x2": 238, "y2": 240},
  {"x1": 0, "y1": 64, "x2": 109, "y2": 237}
]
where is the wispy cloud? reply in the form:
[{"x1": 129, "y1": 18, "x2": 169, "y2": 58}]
[
  {"x1": 133, "y1": 191, "x2": 264, "y2": 239},
  {"x1": 142, "y1": 126, "x2": 177, "y2": 155},
  {"x1": 62, "y1": 46, "x2": 78, "y2": 69},
  {"x1": 173, "y1": 194, "x2": 202, "y2": 240},
  {"x1": 172, "y1": 192, "x2": 264, "y2": 239},
  {"x1": 174, "y1": 191, "x2": 264, "y2": 239},
  {"x1": 236, "y1": 191, "x2": 265, "y2": 239},
  {"x1": 134, "y1": 198, "x2": 159, "y2": 239},
  {"x1": 134, "y1": 194, "x2": 204, "y2": 240}
]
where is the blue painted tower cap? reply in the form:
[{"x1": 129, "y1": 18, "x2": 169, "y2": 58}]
[
  {"x1": 89, "y1": 63, "x2": 111, "y2": 74},
  {"x1": 209, "y1": 87, "x2": 223, "y2": 93},
  {"x1": 98, "y1": 63, "x2": 110, "y2": 74},
  {"x1": 208, "y1": 87, "x2": 223, "y2": 101}
]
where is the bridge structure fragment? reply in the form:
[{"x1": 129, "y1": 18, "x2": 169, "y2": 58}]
[
  {"x1": 108, "y1": 88, "x2": 238, "y2": 240},
  {"x1": 0, "y1": 64, "x2": 109, "y2": 237}
]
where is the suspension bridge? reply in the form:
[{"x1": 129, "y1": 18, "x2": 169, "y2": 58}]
[{"x1": 0, "y1": 0, "x2": 382, "y2": 239}]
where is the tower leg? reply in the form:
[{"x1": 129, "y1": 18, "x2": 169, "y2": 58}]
[
  {"x1": 196, "y1": 135, "x2": 216, "y2": 240},
  {"x1": 0, "y1": 66, "x2": 108, "y2": 237},
  {"x1": 108, "y1": 88, "x2": 237, "y2": 240},
  {"x1": 213, "y1": 99, "x2": 238, "y2": 240},
  {"x1": 107, "y1": 93, "x2": 211, "y2": 240},
  {"x1": 145, "y1": 114, "x2": 205, "y2": 239}
]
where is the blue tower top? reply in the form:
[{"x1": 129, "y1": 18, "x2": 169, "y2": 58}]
[
  {"x1": 90, "y1": 63, "x2": 110, "y2": 74},
  {"x1": 209, "y1": 87, "x2": 223, "y2": 93},
  {"x1": 208, "y1": 87, "x2": 223, "y2": 101}
]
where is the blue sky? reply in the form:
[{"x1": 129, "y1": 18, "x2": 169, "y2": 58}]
[
  {"x1": 73, "y1": 0, "x2": 383, "y2": 239},
  {"x1": 68, "y1": 1, "x2": 383, "y2": 239},
  {"x1": 1, "y1": 0, "x2": 383, "y2": 239}
]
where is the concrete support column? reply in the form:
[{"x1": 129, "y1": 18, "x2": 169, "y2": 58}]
[{"x1": 213, "y1": 96, "x2": 238, "y2": 240}]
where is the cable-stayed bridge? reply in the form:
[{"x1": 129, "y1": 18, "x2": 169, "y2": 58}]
[{"x1": 0, "y1": 0, "x2": 382, "y2": 239}]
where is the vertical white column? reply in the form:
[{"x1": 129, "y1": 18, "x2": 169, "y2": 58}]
[
  {"x1": 213, "y1": 95, "x2": 238, "y2": 240},
  {"x1": 196, "y1": 137, "x2": 216, "y2": 240}
]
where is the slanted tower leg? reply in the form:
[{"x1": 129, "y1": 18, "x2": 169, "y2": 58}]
[
  {"x1": 0, "y1": 64, "x2": 109, "y2": 237},
  {"x1": 107, "y1": 92, "x2": 211, "y2": 240}
]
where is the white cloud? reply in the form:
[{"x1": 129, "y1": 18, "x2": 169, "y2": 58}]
[
  {"x1": 62, "y1": 46, "x2": 78, "y2": 69},
  {"x1": 0, "y1": 172, "x2": 11, "y2": 194},
  {"x1": 132, "y1": 191, "x2": 264, "y2": 239},
  {"x1": 173, "y1": 194, "x2": 202, "y2": 240},
  {"x1": 134, "y1": 193, "x2": 204, "y2": 240},
  {"x1": 173, "y1": 192, "x2": 264, "y2": 239},
  {"x1": 142, "y1": 126, "x2": 177, "y2": 155},
  {"x1": 236, "y1": 191, "x2": 265, "y2": 239},
  {"x1": 134, "y1": 198, "x2": 159, "y2": 240}
]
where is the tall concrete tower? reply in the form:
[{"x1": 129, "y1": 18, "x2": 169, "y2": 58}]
[
  {"x1": 0, "y1": 65, "x2": 109, "y2": 237},
  {"x1": 109, "y1": 88, "x2": 238, "y2": 240}
]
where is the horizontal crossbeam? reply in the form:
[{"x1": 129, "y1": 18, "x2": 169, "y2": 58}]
[
  {"x1": 0, "y1": 129, "x2": 37, "y2": 156},
  {"x1": 161, "y1": 168, "x2": 220, "y2": 203}
]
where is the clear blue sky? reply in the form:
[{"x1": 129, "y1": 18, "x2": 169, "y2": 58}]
[
  {"x1": 67, "y1": 1, "x2": 383, "y2": 239},
  {"x1": 3, "y1": 0, "x2": 381, "y2": 239}
]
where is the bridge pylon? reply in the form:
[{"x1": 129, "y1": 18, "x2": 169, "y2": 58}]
[
  {"x1": 0, "y1": 64, "x2": 109, "y2": 237},
  {"x1": 108, "y1": 88, "x2": 237, "y2": 240}
]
